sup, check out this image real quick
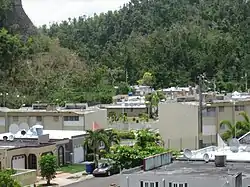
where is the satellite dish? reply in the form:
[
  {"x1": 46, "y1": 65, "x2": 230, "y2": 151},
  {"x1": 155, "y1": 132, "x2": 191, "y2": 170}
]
[
  {"x1": 203, "y1": 153, "x2": 210, "y2": 163},
  {"x1": 229, "y1": 138, "x2": 240, "y2": 148},
  {"x1": 9, "y1": 124, "x2": 19, "y2": 134},
  {"x1": 9, "y1": 134, "x2": 14, "y2": 141},
  {"x1": 230, "y1": 146, "x2": 239, "y2": 153},
  {"x1": 19, "y1": 123, "x2": 29, "y2": 131},
  {"x1": 229, "y1": 138, "x2": 240, "y2": 152},
  {"x1": 184, "y1": 149, "x2": 193, "y2": 159},
  {"x1": 246, "y1": 146, "x2": 250, "y2": 152}
]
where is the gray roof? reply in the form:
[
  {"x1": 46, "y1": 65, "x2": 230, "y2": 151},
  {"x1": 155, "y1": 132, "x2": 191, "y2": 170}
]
[{"x1": 135, "y1": 161, "x2": 250, "y2": 178}]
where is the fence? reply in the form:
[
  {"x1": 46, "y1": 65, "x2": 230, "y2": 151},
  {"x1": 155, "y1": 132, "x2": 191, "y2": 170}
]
[
  {"x1": 164, "y1": 135, "x2": 217, "y2": 151},
  {"x1": 108, "y1": 122, "x2": 157, "y2": 130}
]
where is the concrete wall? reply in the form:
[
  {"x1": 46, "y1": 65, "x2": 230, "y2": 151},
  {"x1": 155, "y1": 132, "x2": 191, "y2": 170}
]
[
  {"x1": 156, "y1": 102, "x2": 199, "y2": 150},
  {"x1": 120, "y1": 173, "x2": 237, "y2": 187},
  {"x1": 0, "y1": 108, "x2": 108, "y2": 133},
  {"x1": 12, "y1": 169, "x2": 37, "y2": 186},
  {"x1": 84, "y1": 109, "x2": 108, "y2": 130}
]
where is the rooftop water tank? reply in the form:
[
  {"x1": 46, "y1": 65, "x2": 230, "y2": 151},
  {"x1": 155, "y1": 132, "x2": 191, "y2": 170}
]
[{"x1": 215, "y1": 155, "x2": 226, "y2": 167}]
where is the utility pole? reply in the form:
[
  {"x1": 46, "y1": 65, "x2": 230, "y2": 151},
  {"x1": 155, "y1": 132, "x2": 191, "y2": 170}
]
[
  {"x1": 198, "y1": 74, "x2": 204, "y2": 149},
  {"x1": 245, "y1": 73, "x2": 248, "y2": 92},
  {"x1": 125, "y1": 69, "x2": 128, "y2": 84}
]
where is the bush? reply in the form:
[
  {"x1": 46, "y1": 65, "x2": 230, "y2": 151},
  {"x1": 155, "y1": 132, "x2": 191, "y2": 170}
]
[{"x1": 117, "y1": 131, "x2": 135, "y2": 139}]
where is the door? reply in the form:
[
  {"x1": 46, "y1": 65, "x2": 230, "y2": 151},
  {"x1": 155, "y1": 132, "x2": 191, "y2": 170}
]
[
  {"x1": 12, "y1": 155, "x2": 25, "y2": 169},
  {"x1": 73, "y1": 145, "x2": 84, "y2": 163}
]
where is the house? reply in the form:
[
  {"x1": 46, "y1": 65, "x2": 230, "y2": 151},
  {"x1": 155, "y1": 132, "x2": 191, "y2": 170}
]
[
  {"x1": 0, "y1": 103, "x2": 107, "y2": 133},
  {"x1": 120, "y1": 152, "x2": 244, "y2": 187},
  {"x1": 102, "y1": 96, "x2": 148, "y2": 117},
  {"x1": 0, "y1": 125, "x2": 88, "y2": 170},
  {"x1": 155, "y1": 92, "x2": 250, "y2": 150}
]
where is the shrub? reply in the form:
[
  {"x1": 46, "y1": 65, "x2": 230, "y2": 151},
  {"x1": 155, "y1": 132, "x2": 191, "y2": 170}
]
[{"x1": 116, "y1": 131, "x2": 135, "y2": 139}]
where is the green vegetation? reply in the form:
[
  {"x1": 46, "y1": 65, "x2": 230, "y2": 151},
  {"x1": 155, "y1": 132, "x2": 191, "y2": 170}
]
[
  {"x1": 220, "y1": 112, "x2": 250, "y2": 141},
  {"x1": 57, "y1": 164, "x2": 85, "y2": 174},
  {"x1": 39, "y1": 154, "x2": 57, "y2": 185},
  {"x1": 84, "y1": 128, "x2": 178, "y2": 169},
  {"x1": 116, "y1": 130, "x2": 135, "y2": 139},
  {"x1": 1, "y1": 0, "x2": 250, "y2": 107},
  {"x1": 0, "y1": 169, "x2": 21, "y2": 187},
  {"x1": 105, "y1": 129, "x2": 178, "y2": 169}
]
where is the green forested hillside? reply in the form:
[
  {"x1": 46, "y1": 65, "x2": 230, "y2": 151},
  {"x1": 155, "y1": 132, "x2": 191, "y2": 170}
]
[
  {"x1": 1, "y1": 0, "x2": 250, "y2": 107},
  {"x1": 43, "y1": 0, "x2": 250, "y2": 90}
]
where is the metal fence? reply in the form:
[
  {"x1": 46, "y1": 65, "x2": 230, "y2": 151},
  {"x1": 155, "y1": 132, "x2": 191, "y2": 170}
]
[
  {"x1": 108, "y1": 122, "x2": 155, "y2": 130},
  {"x1": 165, "y1": 135, "x2": 217, "y2": 151}
]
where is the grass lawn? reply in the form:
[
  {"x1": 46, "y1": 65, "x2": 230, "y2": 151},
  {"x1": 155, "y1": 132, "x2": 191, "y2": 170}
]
[{"x1": 57, "y1": 164, "x2": 86, "y2": 174}]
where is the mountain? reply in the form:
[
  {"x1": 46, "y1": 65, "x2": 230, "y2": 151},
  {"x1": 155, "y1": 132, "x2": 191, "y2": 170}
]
[
  {"x1": 43, "y1": 0, "x2": 250, "y2": 91},
  {"x1": 1, "y1": 0, "x2": 36, "y2": 35}
]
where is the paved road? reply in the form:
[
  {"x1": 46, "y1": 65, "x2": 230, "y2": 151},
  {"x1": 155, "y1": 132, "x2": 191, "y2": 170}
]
[{"x1": 64, "y1": 174, "x2": 120, "y2": 187}]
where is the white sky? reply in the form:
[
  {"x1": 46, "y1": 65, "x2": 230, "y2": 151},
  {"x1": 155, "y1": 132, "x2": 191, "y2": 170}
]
[{"x1": 22, "y1": 0, "x2": 129, "y2": 26}]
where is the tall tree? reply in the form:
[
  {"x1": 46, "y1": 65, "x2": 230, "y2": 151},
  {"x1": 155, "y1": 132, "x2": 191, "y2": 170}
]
[{"x1": 84, "y1": 129, "x2": 109, "y2": 166}]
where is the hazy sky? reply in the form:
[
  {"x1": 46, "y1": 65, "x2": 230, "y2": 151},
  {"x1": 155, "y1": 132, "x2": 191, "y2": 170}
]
[{"x1": 22, "y1": 0, "x2": 129, "y2": 26}]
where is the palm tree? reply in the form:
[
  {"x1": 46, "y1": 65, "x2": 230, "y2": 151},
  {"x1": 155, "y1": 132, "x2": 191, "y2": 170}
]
[
  {"x1": 220, "y1": 112, "x2": 250, "y2": 141},
  {"x1": 104, "y1": 130, "x2": 120, "y2": 152},
  {"x1": 84, "y1": 129, "x2": 109, "y2": 167},
  {"x1": 219, "y1": 120, "x2": 242, "y2": 141},
  {"x1": 237, "y1": 112, "x2": 250, "y2": 135},
  {"x1": 145, "y1": 91, "x2": 165, "y2": 118}
]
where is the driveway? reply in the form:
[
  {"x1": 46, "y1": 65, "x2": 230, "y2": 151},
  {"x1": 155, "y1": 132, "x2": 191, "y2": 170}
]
[{"x1": 64, "y1": 174, "x2": 120, "y2": 187}]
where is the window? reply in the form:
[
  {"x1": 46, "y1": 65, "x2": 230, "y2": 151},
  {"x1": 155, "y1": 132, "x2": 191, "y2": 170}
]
[
  {"x1": 219, "y1": 106, "x2": 224, "y2": 112},
  {"x1": 140, "y1": 181, "x2": 159, "y2": 187},
  {"x1": 12, "y1": 116, "x2": 18, "y2": 122},
  {"x1": 63, "y1": 116, "x2": 79, "y2": 121},
  {"x1": 235, "y1": 105, "x2": 245, "y2": 111},
  {"x1": 53, "y1": 116, "x2": 59, "y2": 121},
  {"x1": 169, "y1": 183, "x2": 188, "y2": 187},
  {"x1": 36, "y1": 116, "x2": 42, "y2": 122},
  {"x1": 202, "y1": 107, "x2": 216, "y2": 117}
]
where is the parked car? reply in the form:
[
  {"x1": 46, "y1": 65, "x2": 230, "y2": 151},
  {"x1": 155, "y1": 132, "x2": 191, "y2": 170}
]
[{"x1": 93, "y1": 162, "x2": 120, "y2": 177}]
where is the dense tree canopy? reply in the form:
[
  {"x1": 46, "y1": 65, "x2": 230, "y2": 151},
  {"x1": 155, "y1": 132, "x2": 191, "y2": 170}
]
[
  {"x1": 1, "y1": 0, "x2": 250, "y2": 107},
  {"x1": 42, "y1": 0, "x2": 250, "y2": 91}
]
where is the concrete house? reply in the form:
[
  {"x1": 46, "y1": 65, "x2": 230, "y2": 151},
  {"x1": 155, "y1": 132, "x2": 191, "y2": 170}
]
[
  {"x1": 156, "y1": 92, "x2": 250, "y2": 150},
  {"x1": 102, "y1": 96, "x2": 148, "y2": 117},
  {"x1": 0, "y1": 125, "x2": 88, "y2": 168},
  {"x1": 0, "y1": 103, "x2": 107, "y2": 133},
  {"x1": 120, "y1": 153, "x2": 244, "y2": 187}
]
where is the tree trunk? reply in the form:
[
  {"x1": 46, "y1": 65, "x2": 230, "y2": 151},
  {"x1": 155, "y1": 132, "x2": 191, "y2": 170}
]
[{"x1": 47, "y1": 179, "x2": 51, "y2": 185}]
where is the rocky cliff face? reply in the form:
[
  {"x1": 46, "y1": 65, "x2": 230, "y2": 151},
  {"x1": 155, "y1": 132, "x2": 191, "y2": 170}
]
[{"x1": 3, "y1": 0, "x2": 36, "y2": 36}]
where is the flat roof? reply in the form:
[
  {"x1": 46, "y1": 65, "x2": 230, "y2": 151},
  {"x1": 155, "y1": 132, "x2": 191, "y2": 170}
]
[
  {"x1": 0, "y1": 106, "x2": 104, "y2": 114},
  {"x1": 103, "y1": 105, "x2": 146, "y2": 109},
  {"x1": 0, "y1": 130, "x2": 87, "y2": 140},
  {"x1": 0, "y1": 139, "x2": 53, "y2": 149},
  {"x1": 135, "y1": 161, "x2": 249, "y2": 178}
]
